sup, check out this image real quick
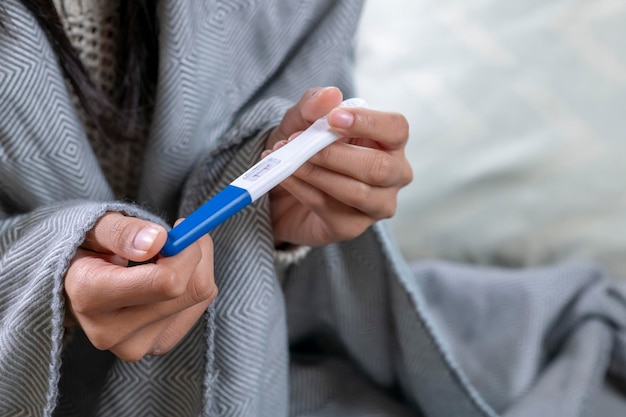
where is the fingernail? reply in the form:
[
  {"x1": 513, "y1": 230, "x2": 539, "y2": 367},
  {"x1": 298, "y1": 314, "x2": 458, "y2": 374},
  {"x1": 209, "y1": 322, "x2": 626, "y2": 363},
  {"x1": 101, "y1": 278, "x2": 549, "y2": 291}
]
[
  {"x1": 274, "y1": 139, "x2": 288, "y2": 150},
  {"x1": 261, "y1": 150, "x2": 272, "y2": 159},
  {"x1": 311, "y1": 88, "x2": 324, "y2": 98},
  {"x1": 133, "y1": 226, "x2": 159, "y2": 253},
  {"x1": 311, "y1": 86, "x2": 331, "y2": 98},
  {"x1": 329, "y1": 109, "x2": 354, "y2": 129}
]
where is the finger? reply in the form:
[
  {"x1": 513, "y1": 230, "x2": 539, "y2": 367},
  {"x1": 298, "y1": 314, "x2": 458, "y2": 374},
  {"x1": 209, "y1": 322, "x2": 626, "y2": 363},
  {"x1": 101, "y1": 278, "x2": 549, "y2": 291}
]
[
  {"x1": 81, "y1": 234, "x2": 215, "y2": 346},
  {"x1": 274, "y1": 176, "x2": 375, "y2": 245},
  {"x1": 327, "y1": 108, "x2": 410, "y2": 151},
  {"x1": 105, "y1": 315, "x2": 178, "y2": 362},
  {"x1": 288, "y1": 162, "x2": 399, "y2": 220},
  {"x1": 87, "y1": 269, "x2": 216, "y2": 354},
  {"x1": 268, "y1": 87, "x2": 343, "y2": 147},
  {"x1": 108, "y1": 299, "x2": 210, "y2": 362},
  {"x1": 307, "y1": 141, "x2": 411, "y2": 188},
  {"x1": 299, "y1": 86, "x2": 343, "y2": 122},
  {"x1": 67, "y1": 234, "x2": 211, "y2": 314},
  {"x1": 147, "y1": 298, "x2": 211, "y2": 356},
  {"x1": 82, "y1": 212, "x2": 167, "y2": 263}
]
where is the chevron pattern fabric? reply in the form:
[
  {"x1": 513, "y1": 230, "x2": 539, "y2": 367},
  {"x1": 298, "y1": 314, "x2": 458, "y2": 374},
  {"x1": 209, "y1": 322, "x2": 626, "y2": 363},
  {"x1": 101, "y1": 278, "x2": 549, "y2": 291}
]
[
  {"x1": 0, "y1": 0, "x2": 364, "y2": 416},
  {"x1": 181, "y1": 134, "x2": 288, "y2": 417}
]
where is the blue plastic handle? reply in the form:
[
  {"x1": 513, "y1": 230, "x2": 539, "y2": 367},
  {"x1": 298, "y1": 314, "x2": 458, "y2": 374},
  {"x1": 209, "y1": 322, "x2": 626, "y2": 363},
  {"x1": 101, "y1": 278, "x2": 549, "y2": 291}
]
[{"x1": 160, "y1": 185, "x2": 252, "y2": 257}]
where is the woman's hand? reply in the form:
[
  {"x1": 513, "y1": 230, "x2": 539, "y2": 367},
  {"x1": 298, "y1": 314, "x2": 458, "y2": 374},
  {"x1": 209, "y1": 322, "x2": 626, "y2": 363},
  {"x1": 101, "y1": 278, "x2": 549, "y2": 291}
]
[
  {"x1": 265, "y1": 86, "x2": 413, "y2": 247},
  {"x1": 64, "y1": 212, "x2": 217, "y2": 362}
]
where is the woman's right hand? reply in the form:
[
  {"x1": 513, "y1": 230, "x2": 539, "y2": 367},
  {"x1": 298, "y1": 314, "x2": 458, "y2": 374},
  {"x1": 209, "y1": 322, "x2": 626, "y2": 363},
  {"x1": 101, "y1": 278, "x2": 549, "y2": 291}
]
[{"x1": 64, "y1": 212, "x2": 217, "y2": 362}]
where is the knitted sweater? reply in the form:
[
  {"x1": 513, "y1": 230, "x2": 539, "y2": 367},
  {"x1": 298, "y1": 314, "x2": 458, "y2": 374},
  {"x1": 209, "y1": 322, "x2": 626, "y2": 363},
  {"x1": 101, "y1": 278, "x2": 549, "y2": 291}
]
[{"x1": 53, "y1": 0, "x2": 145, "y2": 200}]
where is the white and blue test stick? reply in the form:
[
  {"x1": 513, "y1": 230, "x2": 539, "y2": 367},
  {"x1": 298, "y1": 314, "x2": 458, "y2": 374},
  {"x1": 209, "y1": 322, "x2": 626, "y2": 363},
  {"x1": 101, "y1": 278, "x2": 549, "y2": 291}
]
[{"x1": 160, "y1": 97, "x2": 367, "y2": 257}]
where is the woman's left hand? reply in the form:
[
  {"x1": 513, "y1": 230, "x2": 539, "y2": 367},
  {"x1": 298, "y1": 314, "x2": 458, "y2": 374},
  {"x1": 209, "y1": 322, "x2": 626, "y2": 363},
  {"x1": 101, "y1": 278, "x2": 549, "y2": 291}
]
[{"x1": 265, "y1": 86, "x2": 413, "y2": 247}]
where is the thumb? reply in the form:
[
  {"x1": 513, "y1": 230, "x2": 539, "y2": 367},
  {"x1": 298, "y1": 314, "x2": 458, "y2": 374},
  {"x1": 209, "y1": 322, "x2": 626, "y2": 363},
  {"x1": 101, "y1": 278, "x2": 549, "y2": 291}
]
[
  {"x1": 267, "y1": 87, "x2": 343, "y2": 149},
  {"x1": 82, "y1": 212, "x2": 168, "y2": 262}
]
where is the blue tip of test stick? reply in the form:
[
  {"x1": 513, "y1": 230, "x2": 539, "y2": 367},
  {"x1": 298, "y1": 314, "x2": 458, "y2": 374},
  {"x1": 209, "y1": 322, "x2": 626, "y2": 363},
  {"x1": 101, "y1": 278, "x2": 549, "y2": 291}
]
[{"x1": 160, "y1": 185, "x2": 252, "y2": 257}]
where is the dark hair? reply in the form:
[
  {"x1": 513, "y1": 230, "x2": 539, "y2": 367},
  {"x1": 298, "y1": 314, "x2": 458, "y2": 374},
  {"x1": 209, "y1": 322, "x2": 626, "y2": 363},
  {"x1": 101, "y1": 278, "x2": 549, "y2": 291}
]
[{"x1": 1, "y1": 0, "x2": 159, "y2": 142}]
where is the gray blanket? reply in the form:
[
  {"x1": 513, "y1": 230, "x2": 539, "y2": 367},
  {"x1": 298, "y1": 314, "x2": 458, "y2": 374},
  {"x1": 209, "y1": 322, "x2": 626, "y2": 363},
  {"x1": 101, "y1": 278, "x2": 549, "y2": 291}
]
[
  {"x1": 196, "y1": 138, "x2": 626, "y2": 416},
  {"x1": 1, "y1": 1, "x2": 625, "y2": 416}
]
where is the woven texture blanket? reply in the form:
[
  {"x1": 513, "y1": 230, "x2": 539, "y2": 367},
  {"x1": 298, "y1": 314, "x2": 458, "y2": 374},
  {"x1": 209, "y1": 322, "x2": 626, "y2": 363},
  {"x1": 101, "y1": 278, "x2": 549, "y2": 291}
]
[{"x1": 1, "y1": 1, "x2": 625, "y2": 416}]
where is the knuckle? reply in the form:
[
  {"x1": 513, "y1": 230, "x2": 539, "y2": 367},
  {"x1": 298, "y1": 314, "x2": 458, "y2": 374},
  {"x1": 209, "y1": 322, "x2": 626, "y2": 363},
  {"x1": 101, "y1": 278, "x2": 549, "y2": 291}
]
[
  {"x1": 335, "y1": 218, "x2": 370, "y2": 242},
  {"x1": 378, "y1": 112, "x2": 409, "y2": 144},
  {"x1": 209, "y1": 286, "x2": 219, "y2": 303},
  {"x1": 110, "y1": 330, "x2": 159, "y2": 362},
  {"x1": 89, "y1": 328, "x2": 117, "y2": 352},
  {"x1": 65, "y1": 264, "x2": 96, "y2": 315},
  {"x1": 359, "y1": 110, "x2": 377, "y2": 129},
  {"x1": 109, "y1": 217, "x2": 135, "y2": 253},
  {"x1": 115, "y1": 345, "x2": 148, "y2": 363},
  {"x1": 69, "y1": 296, "x2": 89, "y2": 316},
  {"x1": 153, "y1": 267, "x2": 186, "y2": 299},
  {"x1": 347, "y1": 182, "x2": 372, "y2": 208},
  {"x1": 402, "y1": 162, "x2": 414, "y2": 185},
  {"x1": 199, "y1": 234, "x2": 214, "y2": 251},
  {"x1": 345, "y1": 222, "x2": 367, "y2": 241},
  {"x1": 149, "y1": 337, "x2": 174, "y2": 357},
  {"x1": 189, "y1": 275, "x2": 217, "y2": 304},
  {"x1": 379, "y1": 199, "x2": 398, "y2": 219},
  {"x1": 367, "y1": 154, "x2": 393, "y2": 185},
  {"x1": 395, "y1": 113, "x2": 410, "y2": 141}
]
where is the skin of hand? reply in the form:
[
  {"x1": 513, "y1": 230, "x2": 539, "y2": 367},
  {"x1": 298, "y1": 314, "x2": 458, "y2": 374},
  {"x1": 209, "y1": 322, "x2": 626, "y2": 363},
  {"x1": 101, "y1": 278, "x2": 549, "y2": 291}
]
[
  {"x1": 64, "y1": 212, "x2": 217, "y2": 362},
  {"x1": 265, "y1": 86, "x2": 413, "y2": 247}
]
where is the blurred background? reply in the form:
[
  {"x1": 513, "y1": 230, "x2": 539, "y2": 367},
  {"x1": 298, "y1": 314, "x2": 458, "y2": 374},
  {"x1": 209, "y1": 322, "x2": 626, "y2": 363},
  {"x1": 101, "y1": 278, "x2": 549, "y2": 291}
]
[{"x1": 355, "y1": 0, "x2": 626, "y2": 280}]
